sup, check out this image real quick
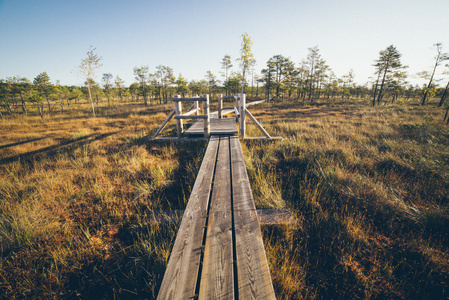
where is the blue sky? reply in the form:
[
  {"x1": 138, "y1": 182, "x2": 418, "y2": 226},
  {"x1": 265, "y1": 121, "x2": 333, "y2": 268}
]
[{"x1": 1, "y1": 0, "x2": 448, "y2": 87}]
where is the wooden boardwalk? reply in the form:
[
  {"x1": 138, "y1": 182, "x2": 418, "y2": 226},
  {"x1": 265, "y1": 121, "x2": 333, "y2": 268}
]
[
  {"x1": 184, "y1": 118, "x2": 238, "y2": 136},
  {"x1": 157, "y1": 135, "x2": 276, "y2": 300}
]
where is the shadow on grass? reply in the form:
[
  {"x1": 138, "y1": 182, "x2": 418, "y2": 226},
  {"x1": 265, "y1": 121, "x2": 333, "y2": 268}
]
[
  {"x1": 0, "y1": 132, "x2": 120, "y2": 166},
  {"x1": 0, "y1": 137, "x2": 47, "y2": 150}
]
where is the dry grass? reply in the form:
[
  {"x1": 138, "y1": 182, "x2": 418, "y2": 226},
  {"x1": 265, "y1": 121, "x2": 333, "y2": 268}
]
[
  {"x1": 1, "y1": 97, "x2": 448, "y2": 299},
  {"x1": 245, "y1": 97, "x2": 449, "y2": 299}
]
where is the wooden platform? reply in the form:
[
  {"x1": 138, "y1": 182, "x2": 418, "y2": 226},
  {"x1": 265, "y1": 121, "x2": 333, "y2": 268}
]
[
  {"x1": 157, "y1": 135, "x2": 275, "y2": 300},
  {"x1": 184, "y1": 118, "x2": 238, "y2": 136}
]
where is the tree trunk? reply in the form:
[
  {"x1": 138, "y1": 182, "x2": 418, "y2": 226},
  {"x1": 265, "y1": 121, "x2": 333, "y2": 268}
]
[
  {"x1": 422, "y1": 57, "x2": 439, "y2": 106},
  {"x1": 87, "y1": 85, "x2": 96, "y2": 117},
  {"x1": 438, "y1": 80, "x2": 449, "y2": 107},
  {"x1": 377, "y1": 67, "x2": 388, "y2": 105},
  {"x1": 444, "y1": 104, "x2": 449, "y2": 123}
]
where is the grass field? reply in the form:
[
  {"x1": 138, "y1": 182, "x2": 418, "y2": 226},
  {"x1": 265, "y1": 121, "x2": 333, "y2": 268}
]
[{"x1": 1, "y1": 98, "x2": 448, "y2": 299}]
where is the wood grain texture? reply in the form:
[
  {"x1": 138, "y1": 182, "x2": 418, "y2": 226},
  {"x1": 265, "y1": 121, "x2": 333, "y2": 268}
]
[
  {"x1": 230, "y1": 135, "x2": 276, "y2": 300},
  {"x1": 199, "y1": 136, "x2": 234, "y2": 300},
  {"x1": 157, "y1": 136, "x2": 219, "y2": 300},
  {"x1": 185, "y1": 119, "x2": 238, "y2": 136}
]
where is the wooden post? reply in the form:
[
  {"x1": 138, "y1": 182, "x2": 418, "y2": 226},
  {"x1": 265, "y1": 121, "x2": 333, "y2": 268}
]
[
  {"x1": 174, "y1": 95, "x2": 183, "y2": 138},
  {"x1": 203, "y1": 94, "x2": 210, "y2": 139},
  {"x1": 239, "y1": 93, "x2": 246, "y2": 138},
  {"x1": 218, "y1": 94, "x2": 223, "y2": 119},
  {"x1": 194, "y1": 94, "x2": 199, "y2": 116}
]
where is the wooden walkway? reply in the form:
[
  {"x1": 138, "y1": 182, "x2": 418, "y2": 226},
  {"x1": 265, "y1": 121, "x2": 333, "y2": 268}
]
[
  {"x1": 157, "y1": 135, "x2": 276, "y2": 300},
  {"x1": 184, "y1": 118, "x2": 238, "y2": 136}
]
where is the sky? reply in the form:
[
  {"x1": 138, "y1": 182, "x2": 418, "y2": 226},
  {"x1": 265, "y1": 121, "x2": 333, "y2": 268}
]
[{"x1": 1, "y1": 0, "x2": 449, "y2": 87}]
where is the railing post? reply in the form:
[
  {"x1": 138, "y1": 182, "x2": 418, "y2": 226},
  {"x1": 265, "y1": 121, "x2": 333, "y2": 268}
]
[
  {"x1": 203, "y1": 94, "x2": 210, "y2": 139},
  {"x1": 218, "y1": 94, "x2": 223, "y2": 119},
  {"x1": 174, "y1": 95, "x2": 183, "y2": 138},
  {"x1": 239, "y1": 93, "x2": 246, "y2": 138},
  {"x1": 194, "y1": 94, "x2": 199, "y2": 116}
]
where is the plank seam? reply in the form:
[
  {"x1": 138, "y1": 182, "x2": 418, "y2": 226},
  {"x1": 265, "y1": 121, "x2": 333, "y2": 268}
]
[
  {"x1": 229, "y1": 135, "x2": 239, "y2": 300},
  {"x1": 193, "y1": 135, "x2": 220, "y2": 299}
]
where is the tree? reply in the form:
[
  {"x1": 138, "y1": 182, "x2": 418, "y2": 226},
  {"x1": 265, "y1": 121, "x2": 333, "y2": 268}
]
[
  {"x1": 422, "y1": 43, "x2": 449, "y2": 105},
  {"x1": 79, "y1": 47, "x2": 102, "y2": 116},
  {"x1": 237, "y1": 32, "x2": 255, "y2": 93},
  {"x1": 372, "y1": 45, "x2": 407, "y2": 106},
  {"x1": 133, "y1": 66, "x2": 149, "y2": 106},
  {"x1": 304, "y1": 46, "x2": 329, "y2": 102},
  {"x1": 9, "y1": 76, "x2": 31, "y2": 114},
  {"x1": 438, "y1": 64, "x2": 449, "y2": 107},
  {"x1": 205, "y1": 70, "x2": 218, "y2": 98},
  {"x1": 115, "y1": 76, "x2": 125, "y2": 102},
  {"x1": 176, "y1": 74, "x2": 189, "y2": 97},
  {"x1": 156, "y1": 65, "x2": 175, "y2": 103},
  {"x1": 221, "y1": 55, "x2": 233, "y2": 95},
  {"x1": 33, "y1": 72, "x2": 54, "y2": 114},
  {"x1": 102, "y1": 73, "x2": 113, "y2": 108}
]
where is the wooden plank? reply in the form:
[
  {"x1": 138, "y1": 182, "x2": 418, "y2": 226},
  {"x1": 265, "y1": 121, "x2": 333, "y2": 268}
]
[
  {"x1": 182, "y1": 107, "x2": 200, "y2": 116},
  {"x1": 185, "y1": 119, "x2": 238, "y2": 135},
  {"x1": 173, "y1": 96, "x2": 208, "y2": 101},
  {"x1": 151, "y1": 137, "x2": 208, "y2": 142},
  {"x1": 147, "y1": 208, "x2": 295, "y2": 225},
  {"x1": 157, "y1": 136, "x2": 219, "y2": 300},
  {"x1": 244, "y1": 137, "x2": 283, "y2": 141},
  {"x1": 245, "y1": 99, "x2": 267, "y2": 107},
  {"x1": 174, "y1": 114, "x2": 208, "y2": 119},
  {"x1": 230, "y1": 135, "x2": 276, "y2": 300},
  {"x1": 199, "y1": 136, "x2": 234, "y2": 300}
]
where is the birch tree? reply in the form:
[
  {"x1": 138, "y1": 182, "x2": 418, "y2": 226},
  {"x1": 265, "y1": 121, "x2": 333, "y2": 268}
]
[
  {"x1": 237, "y1": 33, "x2": 255, "y2": 93},
  {"x1": 79, "y1": 47, "x2": 102, "y2": 116}
]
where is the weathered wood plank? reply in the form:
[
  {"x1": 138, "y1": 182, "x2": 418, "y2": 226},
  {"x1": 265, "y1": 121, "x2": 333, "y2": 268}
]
[
  {"x1": 147, "y1": 208, "x2": 295, "y2": 225},
  {"x1": 157, "y1": 136, "x2": 219, "y2": 300},
  {"x1": 185, "y1": 119, "x2": 238, "y2": 135},
  {"x1": 199, "y1": 136, "x2": 234, "y2": 300},
  {"x1": 230, "y1": 135, "x2": 276, "y2": 300}
]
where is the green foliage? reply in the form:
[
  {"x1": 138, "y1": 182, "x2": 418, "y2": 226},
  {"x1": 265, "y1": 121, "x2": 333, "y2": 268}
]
[{"x1": 237, "y1": 32, "x2": 256, "y2": 91}]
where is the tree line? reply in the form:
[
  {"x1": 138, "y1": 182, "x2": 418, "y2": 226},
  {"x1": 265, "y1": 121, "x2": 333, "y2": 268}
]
[{"x1": 1, "y1": 37, "x2": 449, "y2": 120}]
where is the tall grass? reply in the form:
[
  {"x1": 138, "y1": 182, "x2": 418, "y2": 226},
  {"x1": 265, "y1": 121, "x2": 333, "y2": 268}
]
[
  {"x1": 245, "y1": 98, "x2": 449, "y2": 299},
  {"x1": 1, "y1": 98, "x2": 448, "y2": 299}
]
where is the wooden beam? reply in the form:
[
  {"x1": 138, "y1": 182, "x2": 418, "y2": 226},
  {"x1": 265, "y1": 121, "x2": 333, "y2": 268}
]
[
  {"x1": 181, "y1": 108, "x2": 201, "y2": 116},
  {"x1": 174, "y1": 114, "x2": 208, "y2": 120},
  {"x1": 245, "y1": 109, "x2": 271, "y2": 138},
  {"x1": 245, "y1": 99, "x2": 266, "y2": 107},
  {"x1": 230, "y1": 135, "x2": 276, "y2": 299},
  {"x1": 199, "y1": 136, "x2": 234, "y2": 299},
  {"x1": 157, "y1": 136, "x2": 220, "y2": 300},
  {"x1": 239, "y1": 94, "x2": 246, "y2": 138},
  {"x1": 151, "y1": 137, "x2": 208, "y2": 142},
  {"x1": 203, "y1": 94, "x2": 210, "y2": 139},
  {"x1": 147, "y1": 208, "x2": 295, "y2": 225},
  {"x1": 151, "y1": 109, "x2": 175, "y2": 139},
  {"x1": 173, "y1": 96, "x2": 208, "y2": 102},
  {"x1": 218, "y1": 94, "x2": 223, "y2": 119},
  {"x1": 174, "y1": 95, "x2": 183, "y2": 138},
  {"x1": 244, "y1": 137, "x2": 283, "y2": 141}
]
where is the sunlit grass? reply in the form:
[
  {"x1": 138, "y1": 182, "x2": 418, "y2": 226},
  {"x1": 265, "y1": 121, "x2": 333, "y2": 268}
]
[{"x1": 1, "y1": 97, "x2": 448, "y2": 298}]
